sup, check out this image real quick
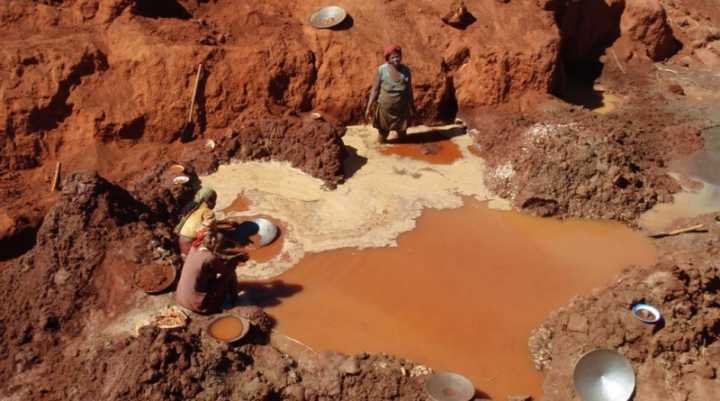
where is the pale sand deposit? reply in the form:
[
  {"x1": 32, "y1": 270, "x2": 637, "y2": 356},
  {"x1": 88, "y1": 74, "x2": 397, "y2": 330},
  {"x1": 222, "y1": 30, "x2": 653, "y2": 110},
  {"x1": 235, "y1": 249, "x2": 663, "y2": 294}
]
[{"x1": 201, "y1": 125, "x2": 509, "y2": 279}]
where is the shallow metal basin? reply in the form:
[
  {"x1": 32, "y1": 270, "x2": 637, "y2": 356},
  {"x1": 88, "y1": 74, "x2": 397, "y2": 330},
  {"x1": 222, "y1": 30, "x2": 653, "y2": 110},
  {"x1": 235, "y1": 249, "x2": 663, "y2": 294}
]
[
  {"x1": 573, "y1": 349, "x2": 635, "y2": 401},
  {"x1": 309, "y1": 6, "x2": 347, "y2": 29},
  {"x1": 253, "y1": 218, "x2": 278, "y2": 246},
  {"x1": 425, "y1": 372, "x2": 475, "y2": 401}
]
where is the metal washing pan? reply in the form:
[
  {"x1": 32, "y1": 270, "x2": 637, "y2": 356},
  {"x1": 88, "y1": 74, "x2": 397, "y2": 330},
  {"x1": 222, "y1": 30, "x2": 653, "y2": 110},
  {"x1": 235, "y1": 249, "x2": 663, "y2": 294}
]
[
  {"x1": 424, "y1": 372, "x2": 475, "y2": 401},
  {"x1": 573, "y1": 349, "x2": 635, "y2": 401},
  {"x1": 253, "y1": 218, "x2": 279, "y2": 246},
  {"x1": 309, "y1": 6, "x2": 347, "y2": 29}
]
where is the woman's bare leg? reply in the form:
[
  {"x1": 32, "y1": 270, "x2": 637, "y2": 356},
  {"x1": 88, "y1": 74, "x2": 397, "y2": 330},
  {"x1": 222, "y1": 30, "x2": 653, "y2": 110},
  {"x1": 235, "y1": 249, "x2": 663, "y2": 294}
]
[{"x1": 378, "y1": 129, "x2": 389, "y2": 144}]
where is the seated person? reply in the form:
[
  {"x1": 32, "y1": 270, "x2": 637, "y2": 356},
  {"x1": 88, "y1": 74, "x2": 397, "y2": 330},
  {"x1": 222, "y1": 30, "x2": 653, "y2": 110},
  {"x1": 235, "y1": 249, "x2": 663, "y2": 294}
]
[
  {"x1": 175, "y1": 230, "x2": 240, "y2": 314},
  {"x1": 174, "y1": 188, "x2": 217, "y2": 258}
]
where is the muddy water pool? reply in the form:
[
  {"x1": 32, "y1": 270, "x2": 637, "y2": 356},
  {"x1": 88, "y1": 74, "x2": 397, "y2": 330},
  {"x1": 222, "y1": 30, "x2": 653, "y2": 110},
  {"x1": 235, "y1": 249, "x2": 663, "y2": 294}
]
[
  {"x1": 260, "y1": 200, "x2": 657, "y2": 400},
  {"x1": 640, "y1": 126, "x2": 720, "y2": 231},
  {"x1": 379, "y1": 133, "x2": 463, "y2": 164}
]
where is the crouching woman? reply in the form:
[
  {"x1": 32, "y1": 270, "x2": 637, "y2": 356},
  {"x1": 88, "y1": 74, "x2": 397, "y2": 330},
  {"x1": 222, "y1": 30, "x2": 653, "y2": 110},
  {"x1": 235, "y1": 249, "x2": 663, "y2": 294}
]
[{"x1": 175, "y1": 231, "x2": 238, "y2": 314}]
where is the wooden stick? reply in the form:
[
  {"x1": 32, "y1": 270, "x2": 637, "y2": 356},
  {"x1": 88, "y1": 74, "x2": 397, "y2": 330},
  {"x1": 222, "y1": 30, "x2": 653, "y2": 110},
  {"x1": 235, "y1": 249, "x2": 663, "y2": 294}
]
[
  {"x1": 650, "y1": 224, "x2": 707, "y2": 238},
  {"x1": 187, "y1": 63, "x2": 203, "y2": 123},
  {"x1": 610, "y1": 49, "x2": 626, "y2": 75},
  {"x1": 50, "y1": 162, "x2": 61, "y2": 192}
]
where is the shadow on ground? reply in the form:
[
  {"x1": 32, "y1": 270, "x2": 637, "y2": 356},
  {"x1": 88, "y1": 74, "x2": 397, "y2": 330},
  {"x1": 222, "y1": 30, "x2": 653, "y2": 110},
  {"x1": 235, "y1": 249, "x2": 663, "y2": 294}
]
[
  {"x1": 343, "y1": 145, "x2": 368, "y2": 179},
  {"x1": 392, "y1": 125, "x2": 466, "y2": 144},
  {"x1": 239, "y1": 280, "x2": 303, "y2": 308}
]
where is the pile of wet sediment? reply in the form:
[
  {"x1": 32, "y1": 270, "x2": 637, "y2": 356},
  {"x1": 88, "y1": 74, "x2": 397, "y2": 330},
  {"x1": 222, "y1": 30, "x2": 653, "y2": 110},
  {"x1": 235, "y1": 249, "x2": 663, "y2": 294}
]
[{"x1": 469, "y1": 103, "x2": 704, "y2": 224}]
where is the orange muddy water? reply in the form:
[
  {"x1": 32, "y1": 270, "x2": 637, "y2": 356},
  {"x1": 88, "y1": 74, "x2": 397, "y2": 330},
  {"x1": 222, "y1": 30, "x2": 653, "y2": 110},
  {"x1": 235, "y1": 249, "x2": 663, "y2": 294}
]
[
  {"x1": 380, "y1": 137, "x2": 462, "y2": 164},
  {"x1": 223, "y1": 194, "x2": 251, "y2": 213},
  {"x1": 208, "y1": 316, "x2": 245, "y2": 342},
  {"x1": 264, "y1": 200, "x2": 656, "y2": 400},
  {"x1": 219, "y1": 205, "x2": 285, "y2": 262}
]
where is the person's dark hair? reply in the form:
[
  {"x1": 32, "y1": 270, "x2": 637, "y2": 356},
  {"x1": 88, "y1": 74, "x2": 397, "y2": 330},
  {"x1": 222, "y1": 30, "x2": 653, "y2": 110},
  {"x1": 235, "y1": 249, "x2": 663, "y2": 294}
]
[
  {"x1": 212, "y1": 232, "x2": 225, "y2": 253},
  {"x1": 202, "y1": 230, "x2": 224, "y2": 253}
]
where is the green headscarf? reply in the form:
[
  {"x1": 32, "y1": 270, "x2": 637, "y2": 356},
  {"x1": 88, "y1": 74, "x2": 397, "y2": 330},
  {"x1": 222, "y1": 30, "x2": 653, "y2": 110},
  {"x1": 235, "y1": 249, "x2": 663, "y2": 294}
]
[{"x1": 174, "y1": 187, "x2": 217, "y2": 234}]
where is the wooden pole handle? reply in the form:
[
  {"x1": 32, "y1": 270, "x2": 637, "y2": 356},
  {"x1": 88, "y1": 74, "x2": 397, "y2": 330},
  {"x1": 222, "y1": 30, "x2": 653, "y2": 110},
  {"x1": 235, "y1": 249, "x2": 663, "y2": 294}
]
[
  {"x1": 50, "y1": 162, "x2": 61, "y2": 192},
  {"x1": 187, "y1": 63, "x2": 203, "y2": 123},
  {"x1": 650, "y1": 224, "x2": 706, "y2": 238}
]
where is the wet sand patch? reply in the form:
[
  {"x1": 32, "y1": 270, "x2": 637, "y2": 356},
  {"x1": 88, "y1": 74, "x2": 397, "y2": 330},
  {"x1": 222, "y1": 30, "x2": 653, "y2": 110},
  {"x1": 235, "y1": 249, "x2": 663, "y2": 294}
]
[{"x1": 203, "y1": 125, "x2": 508, "y2": 279}]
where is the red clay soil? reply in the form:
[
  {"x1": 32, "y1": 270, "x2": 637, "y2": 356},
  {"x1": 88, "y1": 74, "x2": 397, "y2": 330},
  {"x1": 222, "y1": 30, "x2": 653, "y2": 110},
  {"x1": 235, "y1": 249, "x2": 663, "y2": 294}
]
[
  {"x1": 134, "y1": 264, "x2": 175, "y2": 293},
  {"x1": 530, "y1": 214, "x2": 720, "y2": 401},
  {"x1": 186, "y1": 115, "x2": 347, "y2": 188},
  {"x1": 469, "y1": 95, "x2": 704, "y2": 223},
  {"x1": 1, "y1": 0, "x2": 705, "y2": 250},
  {"x1": 0, "y1": 172, "x2": 158, "y2": 383},
  {"x1": 0, "y1": 0, "x2": 571, "y2": 254}
]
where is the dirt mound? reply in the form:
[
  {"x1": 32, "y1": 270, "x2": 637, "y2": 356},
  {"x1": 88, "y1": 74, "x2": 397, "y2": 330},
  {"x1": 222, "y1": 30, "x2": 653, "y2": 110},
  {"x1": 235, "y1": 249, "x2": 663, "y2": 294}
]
[
  {"x1": 614, "y1": 0, "x2": 681, "y2": 61},
  {"x1": 187, "y1": 115, "x2": 347, "y2": 188},
  {"x1": 93, "y1": 325, "x2": 426, "y2": 401},
  {"x1": 530, "y1": 214, "x2": 720, "y2": 401},
  {"x1": 659, "y1": 0, "x2": 720, "y2": 68},
  {"x1": 127, "y1": 161, "x2": 200, "y2": 226},
  {"x1": 470, "y1": 102, "x2": 703, "y2": 222},
  {"x1": 0, "y1": 171, "x2": 150, "y2": 383}
]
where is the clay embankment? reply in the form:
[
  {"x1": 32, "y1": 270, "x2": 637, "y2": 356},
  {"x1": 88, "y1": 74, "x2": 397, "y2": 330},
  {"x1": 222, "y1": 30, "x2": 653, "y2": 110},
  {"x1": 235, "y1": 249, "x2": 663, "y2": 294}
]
[
  {"x1": 468, "y1": 0, "x2": 720, "y2": 223},
  {"x1": 1, "y1": 0, "x2": 711, "y2": 250},
  {"x1": 1, "y1": 0, "x2": 569, "y2": 254}
]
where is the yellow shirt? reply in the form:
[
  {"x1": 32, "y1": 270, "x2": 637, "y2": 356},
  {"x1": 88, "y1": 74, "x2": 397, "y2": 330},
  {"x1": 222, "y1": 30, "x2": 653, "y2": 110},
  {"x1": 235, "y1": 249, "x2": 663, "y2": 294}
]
[{"x1": 179, "y1": 203, "x2": 211, "y2": 238}]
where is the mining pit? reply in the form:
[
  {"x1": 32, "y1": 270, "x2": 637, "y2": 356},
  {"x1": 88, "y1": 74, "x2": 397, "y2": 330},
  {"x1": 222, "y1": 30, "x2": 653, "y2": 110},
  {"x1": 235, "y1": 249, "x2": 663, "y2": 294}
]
[{"x1": 1, "y1": 1, "x2": 719, "y2": 401}]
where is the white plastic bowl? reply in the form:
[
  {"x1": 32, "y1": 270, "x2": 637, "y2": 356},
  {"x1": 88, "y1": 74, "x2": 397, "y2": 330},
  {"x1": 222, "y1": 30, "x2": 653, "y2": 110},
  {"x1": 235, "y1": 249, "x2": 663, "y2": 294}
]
[
  {"x1": 173, "y1": 175, "x2": 190, "y2": 185},
  {"x1": 631, "y1": 303, "x2": 662, "y2": 324}
]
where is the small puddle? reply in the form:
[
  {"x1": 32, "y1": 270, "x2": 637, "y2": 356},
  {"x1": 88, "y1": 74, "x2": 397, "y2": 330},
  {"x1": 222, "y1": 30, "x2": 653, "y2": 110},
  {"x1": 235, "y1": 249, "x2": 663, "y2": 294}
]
[
  {"x1": 593, "y1": 92, "x2": 619, "y2": 114},
  {"x1": 639, "y1": 175, "x2": 720, "y2": 232},
  {"x1": 208, "y1": 316, "x2": 245, "y2": 341},
  {"x1": 640, "y1": 127, "x2": 720, "y2": 231},
  {"x1": 263, "y1": 200, "x2": 656, "y2": 400},
  {"x1": 380, "y1": 139, "x2": 462, "y2": 164},
  {"x1": 223, "y1": 194, "x2": 252, "y2": 213},
  {"x1": 562, "y1": 80, "x2": 620, "y2": 114},
  {"x1": 222, "y1": 215, "x2": 286, "y2": 263}
]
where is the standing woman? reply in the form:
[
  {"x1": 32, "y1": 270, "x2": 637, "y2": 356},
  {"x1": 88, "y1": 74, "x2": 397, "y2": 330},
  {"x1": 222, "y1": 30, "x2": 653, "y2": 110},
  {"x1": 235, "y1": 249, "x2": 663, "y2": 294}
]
[{"x1": 365, "y1": 44, "x2": 417, "y2": 143}]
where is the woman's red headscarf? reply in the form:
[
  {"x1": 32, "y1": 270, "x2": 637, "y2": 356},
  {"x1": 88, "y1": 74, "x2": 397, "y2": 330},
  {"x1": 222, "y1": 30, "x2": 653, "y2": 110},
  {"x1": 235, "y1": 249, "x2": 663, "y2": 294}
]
[{"x1": 384, "y1": 44, "x2": 402, "y2": 61}]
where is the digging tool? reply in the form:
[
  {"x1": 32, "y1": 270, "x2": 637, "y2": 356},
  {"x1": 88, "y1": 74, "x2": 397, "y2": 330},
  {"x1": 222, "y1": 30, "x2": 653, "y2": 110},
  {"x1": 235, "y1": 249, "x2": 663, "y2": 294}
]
[
  {"x1": 610, "y1": 49, "x2": 626, "y2": 75},
  {"x1": 50, "y1": 162, "x2": 61, "y2": 192},
  {"x1": 188, "y1": 63, "x2": 203, "y2": 123},
  {"x1": 649, "y1": 223, "x2": 707, "y2": 238}
]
